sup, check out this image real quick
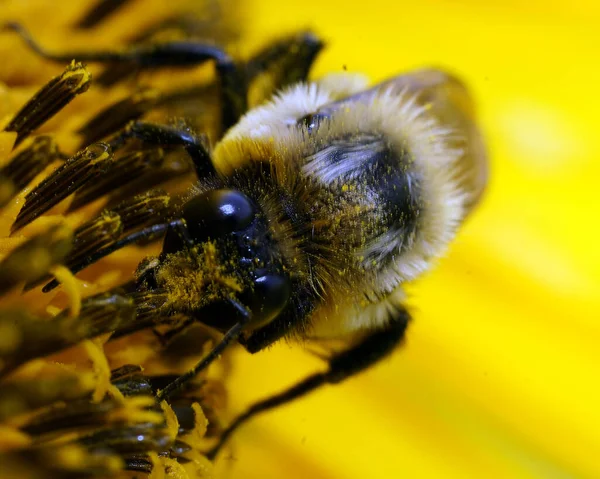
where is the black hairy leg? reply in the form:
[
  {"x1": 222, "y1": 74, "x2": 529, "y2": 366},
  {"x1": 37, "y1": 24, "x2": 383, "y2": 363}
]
[
  {"x1": 244, "y1": 31, "x2": 324, "y2": 104},
  {"x1": 156, "y1": 299, "x2": 254, "y2": 401},
  {"x1": 74, "y1": 31, "x2": 324, "y2": 144},
  {"x1": 207, "y1": 308, "x2": 411, "y2": 459},
  {"x1": 2, "y1": 22, "x2": 245, "y2": 132},
  {"x1": 3, "y1": 24, "x2": 324, "y2": 140},
  {"x1": 2, "y1": 22, "x2": 233, "y2": 69},
  {"x1": 152, "y1": 317, "x2": 195, "y2": 347},
  {"x1": 108, "y1": 120, "x2": 216, "y2": 179}
]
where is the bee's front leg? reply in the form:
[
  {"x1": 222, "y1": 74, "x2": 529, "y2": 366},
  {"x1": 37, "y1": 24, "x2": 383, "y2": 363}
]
[
  {"x1": 2, "y1": 22, "x2": 246, "y2": 131},
  {"x1": 108, "y1": 120, "x2": 216, "y2": 179},
  {"x1": 207, "y1": 307, "x2": 411, "y2": 459}
]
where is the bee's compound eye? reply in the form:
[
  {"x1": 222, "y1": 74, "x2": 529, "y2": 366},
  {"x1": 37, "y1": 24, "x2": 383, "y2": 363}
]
[
  {"x1": 244, "y1": 272, "x2": 291, "y2": 329},
  {"x1": 197, "y1": 273, "x2": 291, "y2": 333},
  {"x1": 183, "y1": 189, "x2": 255, "y2": 242}
]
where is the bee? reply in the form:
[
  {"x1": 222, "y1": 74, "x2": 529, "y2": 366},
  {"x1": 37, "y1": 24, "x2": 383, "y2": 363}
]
[
  {"x1": 0, "y1": 22, "x2": 487, "y2": 460},
  {"x1": 170, "y1": 68, "x2": 488, "y2": 456}
]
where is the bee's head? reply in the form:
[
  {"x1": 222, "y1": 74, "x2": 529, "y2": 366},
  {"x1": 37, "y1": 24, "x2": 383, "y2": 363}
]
[{"x1": 158, "y1": 188, "x2": 291, "y2": 332}]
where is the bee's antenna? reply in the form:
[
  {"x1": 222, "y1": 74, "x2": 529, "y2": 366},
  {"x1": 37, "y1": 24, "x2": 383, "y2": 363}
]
[
  {"x1": 156, "y1": 298, "x2": 252, "y2": 401},
  {"x1": 107, "y1": 121, "x2": 216, "y2": 180}
]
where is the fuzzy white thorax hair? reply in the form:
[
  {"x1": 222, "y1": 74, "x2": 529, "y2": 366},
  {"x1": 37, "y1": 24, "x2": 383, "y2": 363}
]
[{"x1": 213, "y1": 72, "x2": 370, "y2": 172}]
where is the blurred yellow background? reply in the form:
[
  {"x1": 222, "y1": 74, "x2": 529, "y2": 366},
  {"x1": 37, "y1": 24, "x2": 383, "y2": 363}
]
[{"x1": 217, "y1": 1, "x2": 600, "y2": 478}]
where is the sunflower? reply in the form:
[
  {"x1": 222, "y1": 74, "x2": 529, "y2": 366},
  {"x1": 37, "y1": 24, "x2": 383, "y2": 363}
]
[{"x1": 1, "y1": 1, "x2": 599, "y2": 479}]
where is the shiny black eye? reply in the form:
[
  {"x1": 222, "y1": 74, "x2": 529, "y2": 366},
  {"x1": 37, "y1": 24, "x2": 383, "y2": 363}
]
[
  {"x1": 182, "y1": 189, "x2": 255, "y2": 243},
  {"x1": 192, "y1": 272, "x2": 291, "y2": 333},
  {"x1": 245, "y1": 271, "x2": 291, "y2": 328}
]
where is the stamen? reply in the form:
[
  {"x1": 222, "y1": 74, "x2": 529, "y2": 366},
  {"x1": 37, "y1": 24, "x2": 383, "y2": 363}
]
[{"x1": 3, "y1": 62, "x2": 91, "y2": 148}]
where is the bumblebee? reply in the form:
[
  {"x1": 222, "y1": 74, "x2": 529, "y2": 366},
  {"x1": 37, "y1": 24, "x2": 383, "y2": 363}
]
[
  {"x1": 0, "y1": 21, "x2": 488, "y2": 460},
  {"x1": 166, "y1": 68, "x2": 488, "y2": 455}
]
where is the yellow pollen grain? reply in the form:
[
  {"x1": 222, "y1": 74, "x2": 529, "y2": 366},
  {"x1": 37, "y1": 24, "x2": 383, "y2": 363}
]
[
  {"x1": 82, "y1": 338, "x2": 125, "y2": 403},
  {"x1": 162, "y1": 457, "x2": 190, "y2": 479},
  {"x1": 192, "y1": 402, "x2": 209, "y2": 439},
  {"x1": 63, "y1": 62, "x2": 92, "y2": 91},
  {"x1": 82, "y1": 339, "x2": 109, "y2": 403},
  {"x1": 148, "y1": 452, "x2": 165, "y2": 479},
  {"x1": 50, "y1": 265, "x2": 81, "y2": 318},
  {"x1": 107, "y1": 396, "x2": 163, "y2": 425},
  {"x1": 160, "y1": 400, "x2": 180, "y2": 441}
]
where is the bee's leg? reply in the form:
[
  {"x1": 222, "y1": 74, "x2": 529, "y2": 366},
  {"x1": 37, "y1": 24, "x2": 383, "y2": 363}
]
[
  {"x1": 108, "y1": 120, "x2": 216, "y2": 180},
  {"x1": 2, "y1": 23, "x2": 245, "y2": 131},
  {"x1": 156, "y1": 299, "x2": 253, "y2": 401},
  {"x1": 78, "y1": 32, "x2": 324, "y2": 144},
  {"x1": 206, "y1": 309, "x2": 410, "y2": 459},
  {"x1": 2, "y1": 22, "x2": 233, "y2": 68},
  {"x1": 76, "y1": 31, "x2": 325, "y2": 144}
]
